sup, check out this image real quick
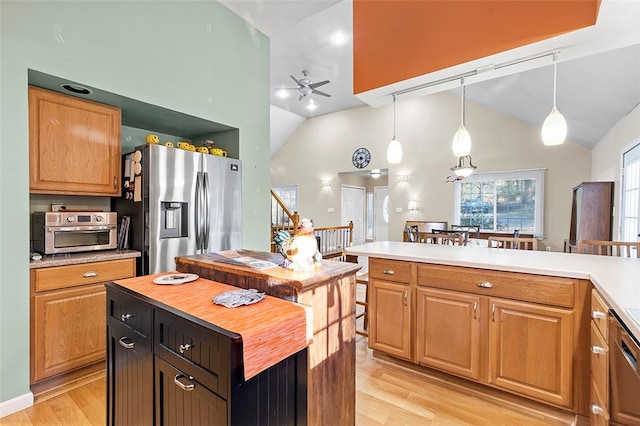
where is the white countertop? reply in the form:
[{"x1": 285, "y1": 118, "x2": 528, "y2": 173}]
[{"x1": 347, "y1": 241, "x2": 640, "y2": 340}]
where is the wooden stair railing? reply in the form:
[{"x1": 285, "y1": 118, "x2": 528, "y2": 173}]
[
  {"x1": 313, "y1": 221, "x2": 354, "y2": 261},
  {"x1": 270, "y1": 189, "x2": 299, "y2": 253}
]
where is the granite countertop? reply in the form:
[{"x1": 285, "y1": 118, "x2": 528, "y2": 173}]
[
  {"x1": 29, "y1": 249, "x2": 140, "y2": 269},
  {"x1": 347, "y1": 241, "x2": 640, "y2": 341}
]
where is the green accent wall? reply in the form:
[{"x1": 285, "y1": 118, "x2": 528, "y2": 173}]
[{"x1": 0, "y1": 1, "x2": 270, "y2": 405}]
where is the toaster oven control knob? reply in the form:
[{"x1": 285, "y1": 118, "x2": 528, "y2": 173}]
[
  {"x1": 95, "y1": 215, "x2": 103, "y2": 222},
  {"x1": 66, "y1": 216, "x2": 74, "y2": 222}
]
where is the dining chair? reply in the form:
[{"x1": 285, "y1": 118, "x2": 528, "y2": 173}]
[
  {"x1": 405, "y1": 225, "x2": 419, "y2": 243},
  {"x1": 450, "y1": 225, "x2": 480, "y2": 239},
  {"x1": 420, "y1": 232, "x2": 464, "y2": 246},
  {"x1": 432, "y1": 229, "x2": 469, "y2": 245},
  {"x1": 488, "y1": 236, "x2": 537, "y2": 250},
  {"x1": 576, "y1": 240, "x2": 640, "y2": 257}
]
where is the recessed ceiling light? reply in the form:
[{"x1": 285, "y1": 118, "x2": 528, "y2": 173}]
[
  {"x1": 331, "y1": 32, "x2": 348, "y2": 45},
  {"x1": 60, "y1": 83, "x2": 92, "y2": 95},
  {"x1": 276, "y1": 89, "x2": 290, "y2": 99}
]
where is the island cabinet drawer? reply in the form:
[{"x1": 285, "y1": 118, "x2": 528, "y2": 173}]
[
  {"x1": 108, "y1": 316, "x2": 152, "y2": 359},
  {"x1": 417, "y1": 264, "x2": 575, "y2": 308},
  {"x1": 591, "y1": 289, "x2": 610, "y2": 336},
  {"x1": 107, "y1": 287, "x2": 152, "y2": 337},
  {"x1": 155, "y1": 310, "x2": 232, "y2": 399},
  {"x1": 34, "y1": 259, "x2": 136, "y2": 292},
  {"x1": 369, "y1": 258, "x2": 412, "y2": 284}
]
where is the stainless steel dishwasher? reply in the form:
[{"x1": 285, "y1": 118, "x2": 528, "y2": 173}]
[{"x1": 609, "y1": 312, "x2": 640, "y2": 425}]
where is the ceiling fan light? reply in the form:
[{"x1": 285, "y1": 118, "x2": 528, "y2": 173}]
[
  {"x1": 387, "y1": 139, "x2": 402, "y2": 164},
  {"x1": 541, "y1": 107, "x2": 567, "y2": 146},
  {"x1": 452, "y1": 125, "x2": 472, "y2": 157}
]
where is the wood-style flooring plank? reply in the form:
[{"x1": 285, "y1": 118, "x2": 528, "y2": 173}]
[{"x1": 2, "y1": 336, "x2": 579, "y2": 425}]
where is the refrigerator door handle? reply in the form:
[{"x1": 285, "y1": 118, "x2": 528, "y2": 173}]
[
  {"x1": 195, "y1": 172, "x2": 203, "y2": 251},
  {"x1": 202, "y1": 172, "x2": 211, "y2": 251}
]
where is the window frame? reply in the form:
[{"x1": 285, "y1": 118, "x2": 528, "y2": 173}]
[{"x1": 453, "y1": 168, "x2": 546, "y2": 238}]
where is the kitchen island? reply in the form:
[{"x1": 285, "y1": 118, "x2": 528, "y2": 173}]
[
  {"x1": 175, "y1": 250, "x2": 361, "y2": 425},
  {"x1": 107, "y1": 273, "x2": 311, "y2": 425},
  {"x1": 347, "y1": 241, "x2": 640, "y2": 420}
]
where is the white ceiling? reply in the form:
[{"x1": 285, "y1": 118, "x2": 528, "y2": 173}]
[{"x1": 220, "y1": 0, "x2": 640, "y2": 153}]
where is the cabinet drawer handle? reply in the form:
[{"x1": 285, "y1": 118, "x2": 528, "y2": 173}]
[
  {"x1": 119, "y1": 336, "x2": 135, "y2": 349},
  {"x1": 179, "y1": 343, "x2": 193, "y2": 354},
  {"x1": 592, "y1": 310, "x2": 607, "y2": 320},
  {"x1": 121, "y1": 313, "x2": 134, "y2": 321},
  {"x1": 174, "y1": 374, "x2": 195, "y2": 391},
  {"x1": 591, "y1": 345, "x2": 607, "y2": 355},
  {"x1": 590, "y1": 403, "x2": 604, "y2": 415},
  {"x1": 477, "y1": 281, "x2": 493, "y2": 289},
  {"x1": 83, "y1": 271, "x2": 98, "y2": 278},
  {"x1": 383, "y1": 269, "x2": 395, "y2": 275}
]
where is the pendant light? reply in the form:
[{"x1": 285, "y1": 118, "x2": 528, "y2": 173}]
[
  {"x1": 387, "y1": 94, "x2": 403, "y2": 164},
  {"x1": 451, "y1": 155, "x2": 476, "y2": 178},
  {"x1": 452, "y1": 77, "x2": 472, "y2": 157},
  {"x1": 541, "y1": 53, "x2": 567, "y2": 146}
]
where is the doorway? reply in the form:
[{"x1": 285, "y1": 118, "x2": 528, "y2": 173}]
[
  {"x1": 374, "y1": 186, "x2": 389, "y2": 241},
  {"x1": 341, "y1": 185, "x2": 366, "y2": 246}
]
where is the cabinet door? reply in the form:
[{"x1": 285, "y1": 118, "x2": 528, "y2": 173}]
[
  {"x1": 416, "y1": 287, "x2": 481, "y2": 380},
  {"x1": 488, "y1": 298, "x2": 573, "y2": 407},
  {"x1": 155, "y1": 356, "x2": 228, "y2": 425},
  {"x1": 107, "y1": 319, "x2": 153, "y2": 426},
  {"x1": 368, "y1": 279, "x2": 411, "y2": 360},
  {"x1": 32, "y1": 284, "x2": 106, "y2": 382},
  {"x1": 28, "y1": 86, "x2": 121, "y2": 195}
]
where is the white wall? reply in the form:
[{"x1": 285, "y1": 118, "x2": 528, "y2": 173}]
[
  {"x1": 271, "y1": 92, "x2": 592, "y2": 250},
  {"x1": 591, "y1": 103, "x2": 640, "y2": 239}
]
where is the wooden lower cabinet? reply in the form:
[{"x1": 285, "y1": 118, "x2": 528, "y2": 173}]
[
  {"x1": 369, "y1": 279, "x2": 412, "y2": 360},
  {"x1": 30, "y1": 257, "x2": 136, "y2": 394},
  {"x1": 369, "y1": 258, "x2": 589, "y2": 415},
  {"x1": 416, "y1": 287, "x2": 481, "y2": 380},
  {"x1": 32, "y1": 284, "x2": 106, "y2": 382},
  {"x1": 488, "y1": 298, "x2": 573, "y2": 407}
]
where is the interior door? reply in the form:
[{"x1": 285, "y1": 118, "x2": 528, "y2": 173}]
[
  {"x1": 374, "y1": 186, "x2": 389, "y2": 241},
  {"x1": 341, "y1": 185, "x2": 365, "y2": 246}
]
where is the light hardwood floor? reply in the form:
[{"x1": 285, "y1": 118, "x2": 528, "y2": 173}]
[{"x1": 1, "y1": 335, "x2": 581, "y2": 425}]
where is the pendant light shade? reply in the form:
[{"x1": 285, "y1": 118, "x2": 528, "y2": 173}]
[
  {"x1": 387, "y1": 94, "x2": 402, "y2": 164},
  {"x1": 451, "y1": 155, "x2": 476, "y2": 178},
  {"x1": 541, "y1": 106, "x2": 567, "y2": 146},
  {"x1": 541, "y1": 55, "x2": 567, "y2": 146},
  {"x1": 452, "y1": 78, "x2": 472, "y2": 157}
]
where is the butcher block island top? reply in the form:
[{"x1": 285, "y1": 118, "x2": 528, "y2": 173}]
[
  {"x1": 176, "y1": 250, "x2": 361, "y2": 426},
  {"x1": 111, "y1": 273, "x2": 311, "y2": 380}
]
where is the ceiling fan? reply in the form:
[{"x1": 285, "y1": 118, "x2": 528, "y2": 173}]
[{"x1": 282, "y1": 70, "x2": 331, "y2": 101}]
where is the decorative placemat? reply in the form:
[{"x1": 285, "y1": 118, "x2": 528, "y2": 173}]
[{"x1": 213, "y1": 289, "x2": 265, "y2": 308}]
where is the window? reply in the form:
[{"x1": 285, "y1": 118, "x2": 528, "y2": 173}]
[
  {"x1": 621, "y1": 142, "x2": 640, "y2": 241},
  {"x1": 453, "y1": 169, "x2": 545, "y2": 237},
  {"x1": 272, "y1": 185, "x2": 298, "y2": 225}
]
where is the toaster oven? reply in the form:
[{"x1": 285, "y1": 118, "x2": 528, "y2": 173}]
[{"x1": 32, "y1": 211, "x2": 118, "y2": 254}]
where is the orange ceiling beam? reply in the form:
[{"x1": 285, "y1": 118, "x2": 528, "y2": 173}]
[{"x1": 353, "y1": 0, "x2": 601, "y2": 94}]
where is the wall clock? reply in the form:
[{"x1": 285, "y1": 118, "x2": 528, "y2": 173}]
[{"x1": 352, "y1": 147, "x2": 371, "y2": 169}]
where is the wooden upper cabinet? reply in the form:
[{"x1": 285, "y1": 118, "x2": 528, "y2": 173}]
[{"x1": 29, "y1": 86, "x2": 122, "y2": 196}]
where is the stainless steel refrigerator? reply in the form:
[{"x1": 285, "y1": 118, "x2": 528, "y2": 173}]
[{"x1": 113, "y1": 144, "x2": 241, "y2": 275}]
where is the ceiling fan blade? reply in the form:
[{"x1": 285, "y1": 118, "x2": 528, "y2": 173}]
[
  {"x1": 309, "y1": 80, "x2": 330, "y2": 89},
  {"x1": 312, "y1": 89, "x2": 331, "y2": 97},
  {"x1": 290, "y1": 75, "x2": 303, "y2": 86}
]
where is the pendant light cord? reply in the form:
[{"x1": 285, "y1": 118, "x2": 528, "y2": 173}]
[
  {"x1": 392, "y1": 94, "x2": 397, "y2": 139},
  {"x1": 460, "y1": 77, "x2": 466, "y2": 127}
]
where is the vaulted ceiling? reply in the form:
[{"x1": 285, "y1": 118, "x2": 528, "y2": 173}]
[{"x1": 219, "y1": 0, "x2": 640, "y2": 154}]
